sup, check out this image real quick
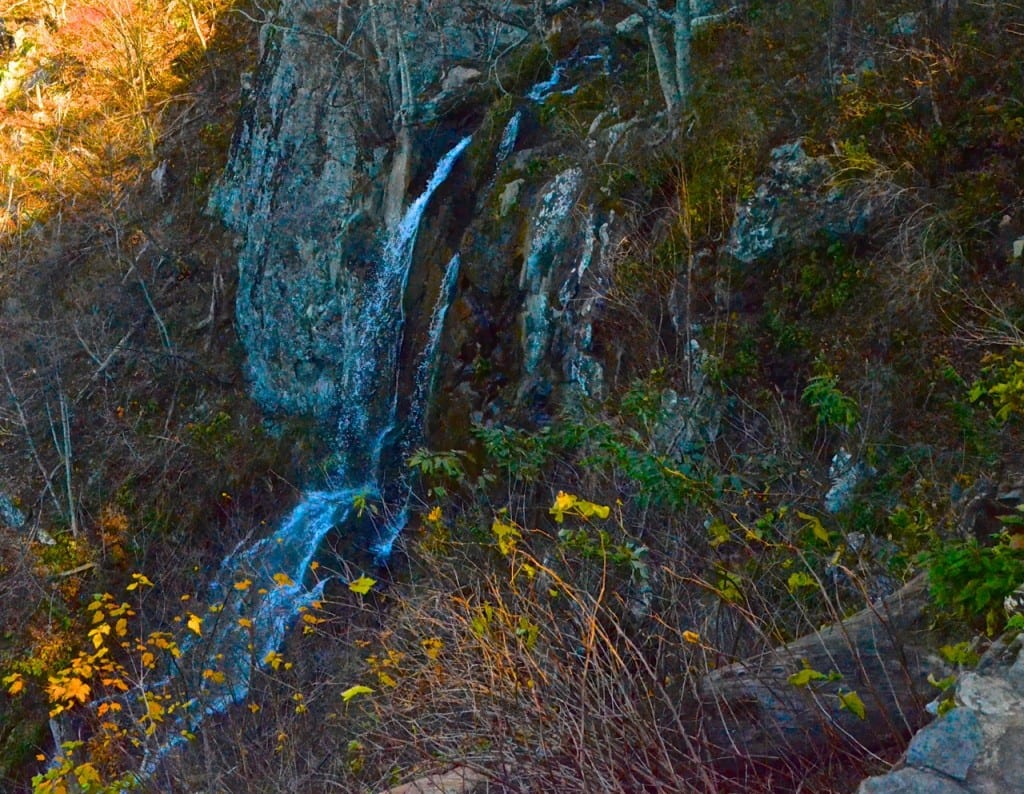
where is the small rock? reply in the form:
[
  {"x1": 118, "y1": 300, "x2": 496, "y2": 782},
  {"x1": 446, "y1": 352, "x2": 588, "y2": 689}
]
[
  {"x1": 441, "y1": 66, "x2": 482, "y2": 93},
  {"x1": 858, "y1": 767, "x2": 968, "y2": 794},
  {"x1": 892, "y1": 12, "x2": 922, "y2": 37},
  {"x1": 1005, "y1": 583, "x2": 1024, "y2": 618},
  {"x1": 615, "y1": 13, "x2": 645, "y2": 35},
  {"x1": 498, "y1": 179, "x2": 523, "y2": 218},
  {"x1": 376, "y1": 765, "x2": 486, "y2": 794},
  {"x1": 151, "y1": 160, "x2": 170, "y2": 201}
]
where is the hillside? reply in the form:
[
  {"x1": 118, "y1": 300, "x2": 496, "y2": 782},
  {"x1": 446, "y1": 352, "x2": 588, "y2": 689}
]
[{"x1": 2, "y1": 0, "x2": 1024, "y2": 791}]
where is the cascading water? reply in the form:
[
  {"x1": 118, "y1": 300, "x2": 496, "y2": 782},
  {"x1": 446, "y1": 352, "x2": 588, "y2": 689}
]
[
  {"x1": 336, "y1": 137, "x2": 471, "y2": 480},
  {"x1": 129, "y1": 136, "x2": 471, "y2": 777},
  {"x1": 496, "y1": 112, "x2": 521, "y2": 164},
  {"x1": 527, "y1": 63, "x2": 564, "y2": 101},
  {"x1": 406, "y1": 254, "x2": 461, "y2": 458}
]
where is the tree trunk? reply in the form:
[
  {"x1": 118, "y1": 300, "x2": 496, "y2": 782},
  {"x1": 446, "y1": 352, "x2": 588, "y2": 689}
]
[
  {"x1": 646, "y1": 0, "x2": 681, "y2": 113},
  {"x1": 672, "y1": 0, "x2": 691, "y2": 113}
]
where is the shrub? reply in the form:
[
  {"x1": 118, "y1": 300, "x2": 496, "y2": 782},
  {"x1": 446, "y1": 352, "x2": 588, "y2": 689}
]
[
  {"x1": 802, "y1": 372, "x2": 860, "y2": 431},
  {"x1": 921, "y1": 533, "x2": 1024, "y2": 634}
]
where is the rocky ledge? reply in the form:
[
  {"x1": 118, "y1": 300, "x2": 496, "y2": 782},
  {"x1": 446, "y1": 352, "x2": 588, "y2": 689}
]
[{"x1": 858, "y1": 635, "x2": 1024, "y2": 794}]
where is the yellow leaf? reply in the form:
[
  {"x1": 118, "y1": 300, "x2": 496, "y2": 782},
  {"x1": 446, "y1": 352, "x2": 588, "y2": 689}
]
[
  {"x1": 238, "y1": 618, "x2": 253, "y2": 629},
  {"x1": 549, "y1": 491, "x2": 609, "y2": 522},
  {"x1": 187, "y1": 614, "x2": 202, "y2": 636},
  {"x1": 234, "y1": 579, "x2": 252, "y2": 591},
  {"x1": 798, "y1": 511, "x2": 831, "y2": 545},
  {"x1": 491, "y1": 519, "x2": 521, "y2": 556},
  {"x1": 788, "y1": 667, "x2": 830, "y2": 687},
  {"x1": 76, "y1": 762, "x2": 101, "y2": 787},
  {"x1": 248, "y1": 702, "x2": 261, "y2": 713},
  {"x1": 63, "y1": 677, "x2": 91, "y2": 704},
  {"x1": 115, "y1": 618, "x2": 128, "y2": 637},
  {"x1": 126, "y1": 573, "x2": 154, "y2": 591},
  {"x1": 273, "y1": 572, "x2": 294, "y2": 587},
  {"x1": 3, "y1": 673, "x2": 24, "y2": 696},
  {"x1": 377, "y1": 671, "x2": 397, "y2": 687},
  {"x1": 683, "y1": 631, "x2": 701, "y2": 644},
  {"x1": 427, "y1": 506, "x2": 443, "y2": 523},
  {"x1": 550, "y1": 491, "x2": 577, "y2": 523},
  {"x1": 348, "y1": 576, "x2": 376, "y2": 595},
  {"x1": 341, "y1": 684, "x2": 374, "y2": 702},
  {"x1": 838, "y1": 689, "x2": 867, "y2": 720},
  {"x1": 90, "y1": 624, "x2": 110, "y2": 650},
  {"x1": 263, "y1": 651, "x2": 284, "y2": 670},
  {"x1": 421, "y1": 637, "x2": 444, "y2": 660}
]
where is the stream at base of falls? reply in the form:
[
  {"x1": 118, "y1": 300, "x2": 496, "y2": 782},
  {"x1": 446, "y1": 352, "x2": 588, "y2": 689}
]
[{"x1": 127, "y1": 136, "x2": 472, "y2": 776}]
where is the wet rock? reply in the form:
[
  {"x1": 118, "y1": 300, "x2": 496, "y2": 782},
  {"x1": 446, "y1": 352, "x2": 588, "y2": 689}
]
[
  {"x1": 824, "y1": 448, "x2": 873, "y2": 513},
  {"x1": 208, "y1": 0, "x2": 513, "y2": 419},
  {"x1": 518, "y1": 167, "x2": 584, "y2": 383}
]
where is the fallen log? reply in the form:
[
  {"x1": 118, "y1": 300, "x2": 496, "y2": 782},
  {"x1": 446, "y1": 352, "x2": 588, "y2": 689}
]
[{"x1": 698, "y1": 575, "x2": 947, "y2": 771}]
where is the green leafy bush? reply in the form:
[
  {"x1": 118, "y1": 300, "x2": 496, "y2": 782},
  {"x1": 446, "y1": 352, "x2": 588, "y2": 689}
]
[
  {"x1": 922, "y1": 535, "x2": 1024, "y2": 633},
  {"x1": 802, "y1": 373, "x2": 860, "y2": 430},
  {"x1": 969, "y1": 350, "x2": 1024, "y2": 423}
]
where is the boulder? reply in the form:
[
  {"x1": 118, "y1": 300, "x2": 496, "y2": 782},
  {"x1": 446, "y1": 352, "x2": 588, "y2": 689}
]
[
  {"x1": 857, "y1": 635, "x2": 1024, "y2": 794},
  {"x1": 725, "y1": 140, "x2": 873, "y2": 265},
  {"x1": 700, "y1": 575, "x2": 943, "y2": 770}
]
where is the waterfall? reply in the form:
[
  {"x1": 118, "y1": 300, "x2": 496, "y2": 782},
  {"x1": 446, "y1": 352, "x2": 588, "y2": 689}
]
[
  {"x1": 527, "y1": 63, "x2": 564, "y2": 101},
  {"x1": 405, "y1": 255, "x2": 461, "y2": 452},
  {"x1": 131, "y1": 136, "x2": 471, "y2": 777},
  {"x1": 496, "y1": 111, "x2": 521, "y2": 164},
  {"x1": 336, "y1": 136, "x2": 472, "y2": 480}
]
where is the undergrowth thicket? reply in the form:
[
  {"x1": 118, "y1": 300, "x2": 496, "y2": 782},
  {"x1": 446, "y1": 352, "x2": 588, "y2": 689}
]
[{"x1": 3, "y1": 0, "x2": 1024, "y2": 791}]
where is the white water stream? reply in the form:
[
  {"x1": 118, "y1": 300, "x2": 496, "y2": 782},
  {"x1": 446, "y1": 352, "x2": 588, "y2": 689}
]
[{"x1": 129, "y1": 136, "x2": 471, "y2": 776}]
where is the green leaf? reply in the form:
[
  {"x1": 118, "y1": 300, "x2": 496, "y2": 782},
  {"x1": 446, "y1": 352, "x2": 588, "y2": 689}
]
[
  {"x1": 787, "y1": 572, "x2": 817, "y2": 593},
  {"x1": 838, "y1": 689, "x2": 866, "y2": 720},
  {"x1": 341, "y1": 685, "x2": 374, "y2": 702},
  {"x1": 798, "y1": 511, "x2": 831, "y2": 545},
  {"x1": 708, "y1": 519, "x2": 731, "y2": 548},
  {"x1": 348, "y1": 576, "x2": 377, "y2": 595},
  {"x1": 788, "y1": 667, "x2": 829, "y2": 687}
]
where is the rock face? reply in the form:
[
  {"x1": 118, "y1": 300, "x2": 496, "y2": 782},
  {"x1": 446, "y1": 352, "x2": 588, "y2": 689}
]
[
  {"x1": 208, "y1": 4, "x2": 371, "y2": 418},
  {"x1": 857, "y1": 635, "x2": 1024, "y2": 794},
  {"x1": 208, "y1": 0, "x2": 517, "y2": 420},
  {"x1": 725, "y1": 140, "x2": 873, "y2": 265},
  {"x1": 208, "y1": 3, "x2": 635, "y2": 441}
]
